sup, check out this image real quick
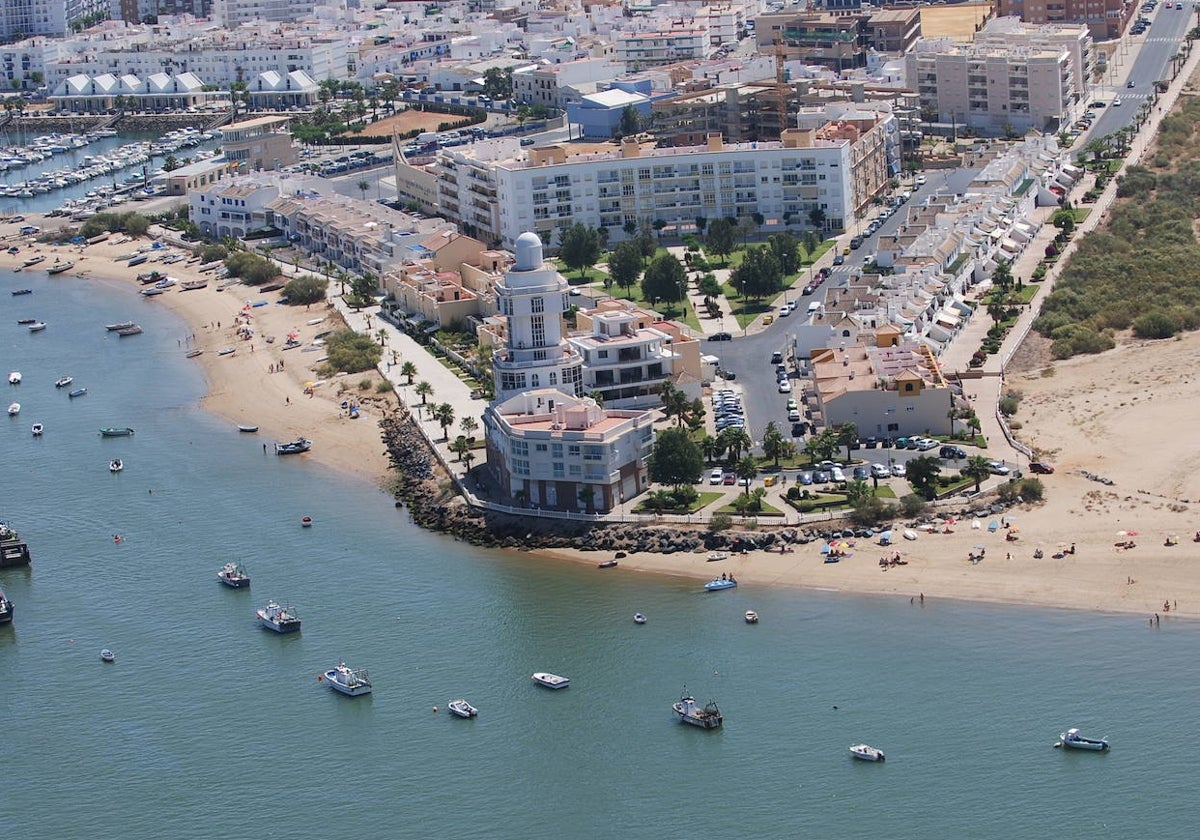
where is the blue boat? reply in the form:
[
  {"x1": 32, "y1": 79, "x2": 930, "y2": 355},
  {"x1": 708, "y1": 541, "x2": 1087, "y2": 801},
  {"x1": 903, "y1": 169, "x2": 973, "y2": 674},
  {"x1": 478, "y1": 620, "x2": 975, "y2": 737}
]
[
  {"x1": 68, "y1": 387, "x2": 87, "y2": 398},
  {"x1": 704, "y1": 577, "x2": 737, "y2": 592}
]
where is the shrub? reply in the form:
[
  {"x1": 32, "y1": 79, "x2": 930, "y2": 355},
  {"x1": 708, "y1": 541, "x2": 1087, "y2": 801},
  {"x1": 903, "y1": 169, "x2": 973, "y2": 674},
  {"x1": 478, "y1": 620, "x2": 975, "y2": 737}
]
[
  {"x1": 898, "y1": 493, "x2": 928, "y2": 517},
  {"x1": 708, "y1": 512, "x2": 733, "y2": 533},
  {"x1": 282, "y1": 274, "x2": 328, "y2": 305},
  {"x1": 375, "y1": 380, "x2": 393, "y2": 394},
  {"x1": 1132, "y1": 310, "x2": 1179, "y2": 340},
  {"x1": 320, "y1": 329, "x2": 383, "y2": 375},
  {"x1": 358, "y1": 377, "x2": 373, "y2": 390},
  {"x1": 849, "y1": 496, "x2": 897, "y2": 527},
  {"x1": 998, "y1": 396, "x2": 1020, "y2": 416}
]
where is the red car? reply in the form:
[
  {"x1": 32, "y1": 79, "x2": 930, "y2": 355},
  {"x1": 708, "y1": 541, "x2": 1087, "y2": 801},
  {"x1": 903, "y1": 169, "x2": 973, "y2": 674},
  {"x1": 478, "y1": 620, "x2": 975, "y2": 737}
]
[
  {"x1": 1029, "y1": 462, "x2": 1055, "y2": 474},
  {"x1": 723, "y1": 473, "x2": 737, "y2": 485}
]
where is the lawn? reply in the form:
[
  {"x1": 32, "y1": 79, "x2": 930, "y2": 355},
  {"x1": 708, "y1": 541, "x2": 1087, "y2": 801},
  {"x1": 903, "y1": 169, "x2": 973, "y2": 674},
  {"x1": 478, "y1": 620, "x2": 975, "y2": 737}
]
[
  {"x1": 634, "y1": 491, "x2": 724, "y2": 514},
  {"x1": 716, "y1": 498, "x2": 786, "y2": 516},
  {"x1": 555, "y1": 255, "x2": 703, "y2": 332}
]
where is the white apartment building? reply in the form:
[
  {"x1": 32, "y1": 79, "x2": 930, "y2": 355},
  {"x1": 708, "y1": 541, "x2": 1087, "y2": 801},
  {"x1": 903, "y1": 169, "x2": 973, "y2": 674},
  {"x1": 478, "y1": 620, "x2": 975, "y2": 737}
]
[
  {"x1": 438, "y1": 130, "x2": 854, "y2": 250},
  {"x1": 511, "y1": 58, "x2": 627, "y2": 110},
  {"x1": 210, "y1": 0, "x2": 316, "y2": 28},
  {"x1": 614, "y1": 27, "x2": 710, "y2": 67},
  {"x1": 972, "y1": 17, "x2": 1093, "y2": 99},
  {"x1": 905, "y1": 40, "x2": 1075, "y2": 134},
  {"x1": 0, "y1": 38, "x2": 62, "y2": 91},
  {"x1": 491, "y1": 232, "x2": 585, "y2": 402},
  {"x1": 567, "y1": 308, "x2": 695, "y2": 410},
  {"x1": 483, "y1": 388, "x2": 655, "y2": 513},
  {"x1": 0, "y1": 0, "x2": 110, "y2": 40}
]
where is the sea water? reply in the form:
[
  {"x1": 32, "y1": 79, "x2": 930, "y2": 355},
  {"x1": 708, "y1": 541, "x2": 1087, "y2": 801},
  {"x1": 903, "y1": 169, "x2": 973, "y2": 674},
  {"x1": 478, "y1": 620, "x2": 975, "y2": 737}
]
[{"x1": 1, "y1": 268, "x2": 1197, "y2": 839}]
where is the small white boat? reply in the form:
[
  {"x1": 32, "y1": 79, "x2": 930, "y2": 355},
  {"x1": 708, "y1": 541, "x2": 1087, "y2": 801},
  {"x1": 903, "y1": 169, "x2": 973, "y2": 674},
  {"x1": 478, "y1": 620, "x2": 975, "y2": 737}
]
[
  {"x1": 100, "y1": 649, "x2": 115, "y2": 663},
  {"x1": 447, "y1": 699, "x2": 478, "y2": 718},
  {"x1": 7, "y1": 371, "x2": 19, "y2": 384},
  {"x1": 54, "y1": 375, "x2": 73, "y2": 388},
  {"x1": 673, "y1": 693, "x2": 723, "y2": 729},
  {"x1": 28, "y1": 321, "x2": 46, "y2": 332},
  {"x1": 217, "y1": 562, "x2": 251, "y2": 588},
  {"x1": 634, "y1": 612, "x2": 647, "y2": 624},
  {"x1": 217, "y1": 346, "x2": 236, "y2": 356},
  {"x1": 1056, "y1": 728, "x2": 1109, "y2": 751},
  {"x1": 850, "y1": 744, "x2": 885, "y2": 762},
  {"x1": 707, "y1": 551, "x2": 729, "y2": 562},
  {"x1": 7, "y1": 402, "x2": 19, "y2": 416},
  {"x1": 531, "y1": 672, "x2": 570, "y2": 689},
  {"x1": 745, "y1": 610, "x2": 759, "y2": 624},
  {"x1": 321, "y1": 662, "x2": 372, "y2": 697},
  {"x1": 109, "y1": 459, "x2": 123, "y2": 473},
  {"x1": 902, "y1": 529, "x2": 918, "y2": 541},
  {"x1": 31, "y1": 423, "x2": 43, "y2": 436},
  {"x1": 237, "y1": 424, "x2": 258, "y2": 433}
]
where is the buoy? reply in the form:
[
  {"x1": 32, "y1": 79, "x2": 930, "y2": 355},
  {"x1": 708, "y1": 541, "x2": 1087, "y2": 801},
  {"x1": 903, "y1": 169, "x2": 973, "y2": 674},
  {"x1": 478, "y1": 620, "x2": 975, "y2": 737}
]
[
  {"x1": 432, "y1": 706, "x2": 438, "y2": 713},
  {"x1": 113, "y1": 535, "x2": 122, "y2": 543}
]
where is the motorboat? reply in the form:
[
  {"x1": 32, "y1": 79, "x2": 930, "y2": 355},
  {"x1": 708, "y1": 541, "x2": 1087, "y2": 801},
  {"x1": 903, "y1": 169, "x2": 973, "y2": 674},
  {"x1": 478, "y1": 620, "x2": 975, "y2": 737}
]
[
  {"x1": 704, "y1": 577, "x2": 737, "y2": 592},
  {"x1": 54, "y1": 375, "x2": 72, "y2": 388},
  {"x1": 1056, "y1": 728, "x2": 1109, "y2": 751},
  {"x1": 849, "y1": 744, "x2": 885, "y2": 762},
  {"x1": 217, "y1": 562, "x2": 250, "y2": 588},
  {"x1": 634, "y1": 613, "x2": 647, "y2": 624},
  {"x1": 100, "y1": 649, "x2": 115, "y2": 663},
  {"x1": 180, "y1": 280, "x2": 207, "y2": 291},
  {"x1": 300, "y1": 516, "x2": 313, "y2": 528},
  {"x1": 109, "y1": 459, "x2": 123, "y2": 473},
  {"x1": 127, "y1": 254, "x2": 148, "y2": 267},
  {"x1": 531, "y1": 672, "x2": 570, "y2": 689},
  {"x1": 0, "y1": 588, "x2": 12, "y2": 625},
  {"x1": 745, "y1": 610, "x2": 759, "y2": 624},
  {"x1": 597, "y1": 559, "x2": 618, "y2": 568},
  {"x1": 140, "y1": 287, "x2": 165, "y2": 296},
  {"x1": 707, "y1": 551, "x2": 729, "y2": 562},
  {"x1": 217, "y1": 346, "x2": 235, "y2": 356},
  {"x1": 237, "y1": 424, "x2": 258, "y2": 433},
  {"x1": 257, "y1": 601, "x2": 301, "y2": 633},
  {"x1": 22, "y1": 255, "x2": 45, "y2": 267},
  {"x1": 185, "y1": 350, "x2": 203, "y2": 358},
  {"x1": 99, "y1": 427, "x2": 134, "y2": 437},
  {"x1": 11, "y1": 289, "x2": 33, "y2": 295},
  {"x1": 28, "y1": 321, "x2": 46, "y2": 332},
  {"x1": 275, "y1": 437, "x2": 312, "y2": 455},
  {"x1": 7, "y1": 402, "x2": 19, "y2": 416},
  {"x1": 68, "y1": 388, "x2": 87, "y2": 398},
  {"x1": 321, "y1": 662, "x2": 373, "y2": 697},
  {"x1": 105, "y1": 321, "x2": 135, "y2": 331},
  {"x1": 447, "y1": 699, "x2": 478, "y2": 718},
  {"x1": 47, "y1": 261, "x2": 74, "y2": 274},
  {"x1": 31, "y1": 423, "x2": 43, "y2": 436},
  {"x1": 7, "y1": 371, "x2": 19, "y2": 384},
  {"x1": 673, "y1": 693, "x2": 723, "y2": 729},
  {"x1": 116, "y1": 325, "x2": 143, "y2": 337},
  {"x1": 17, "y1": 319, "x2": 37, "y2": 324}
]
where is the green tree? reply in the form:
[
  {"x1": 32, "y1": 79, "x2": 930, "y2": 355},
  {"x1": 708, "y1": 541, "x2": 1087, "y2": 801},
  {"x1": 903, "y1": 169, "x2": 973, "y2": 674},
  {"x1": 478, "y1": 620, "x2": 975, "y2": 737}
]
[
  {"x1": 450, "y1": 436, "x2": 471, "y2": 461},
  {"x1": 357, "y1": 179, "x2": 370, "y2": 201},
  {"x1": 768, "y1": 232, "x2": 801, "y2": 276},
  {"x1": 400, "y1": 361, "x2": 418, "y2": 385},
  {"x1": 350, "y1": 272, "x2": 378, "y2": 301},
  {"x1": 705, "y1": 217, "x2": 736, "y2": 265},
  {"x1": 162, "y1": 155, "x2": 181, "y2": 172},
  {"x1": 697, "y1": 273, "x2": 722, "y2": 300},
  {"x1": 282, "y1": 274, "x2": 328, "y2": 305},
  {"x1": 906, "y1": 455, "x2": 942, "y2": 500},
  {"x1": 641, "y1": 251, "x2": 687, "y2": 311},
  {"x1": 648, "y1": 427, "x2": 704, "y2": 489},
  {"x1": 700, "y1": 434, "x2": 720, "y2": 465},
  {"x1": 432, "y1": 402, "x2": 456, "y2": 441},
  {"x1": 844, "y1": 479, "x2": 871, "y2": 506},
  {"x1": 730, "y1": 245, "x2": 782, "y2": 300},
  {"x1": 321, "y1": 329, "x2": 382, "y2": 375},
  {"x1": 415, "y1": 380, "x2": 433, "y2": 406},
  {"x1": 761, "y1": 421, "x2": 791, "y2": 467},
  {"x1": 459, "y1": 415, "x2": 479, "y2": 440},
  {"x1": 803, "y1": 428, "x2": 839, "y2": 463},
  {"x1": 482, "y1": 67, "x2": 513, "y2": 99},
  {"x1": 960, "y1": 455, "x2": 992, "y2": 492},
  {"x1": 718, "y1": 426, "x2": 752, "y2": 463},
  {"x1": 608, "y1": 240, "x2": 643, "y2": 293},
  {"x1": 617, "y1": 104, "x2": 641, "y2": 137},
  {"x1": 808, "y1": 207, "x2": 826, "y2": 229},
  {"x1": 558, "y1": 223, "x2": 601, "y2": 278},
  {"x1": 834, "y1": 423, "x2": 858, "y2": 462},
  {"x1": 992, "y1": 258, "x2": 1014, "y2": 295},
  {"x1": 659, "y1": 382, "x2": 691, "y2": 428},
  {"x1": 735, "y1": 455, "x2": 758, "y2": 489},
  {"x1": 637, "y1": 219, "x2": 658, "y2": 261}
]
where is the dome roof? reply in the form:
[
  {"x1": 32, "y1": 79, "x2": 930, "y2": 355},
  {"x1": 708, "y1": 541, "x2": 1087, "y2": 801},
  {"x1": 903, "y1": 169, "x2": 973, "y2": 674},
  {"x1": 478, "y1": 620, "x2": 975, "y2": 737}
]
[{"x1": 513, "y1": 231, "x2": 543, "y2": 272}]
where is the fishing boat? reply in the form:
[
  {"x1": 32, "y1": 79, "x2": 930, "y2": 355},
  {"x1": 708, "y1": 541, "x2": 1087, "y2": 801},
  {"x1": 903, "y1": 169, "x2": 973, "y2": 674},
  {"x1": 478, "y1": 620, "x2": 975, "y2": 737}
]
[
  {"x1": 217, "y1": 346, "x2": 235, "y2": 356},
  {"x1": 127, "y1": 254, "x2": 148, "y2": 267},
  {"x1": 237, "y1": 424, "x2": 258, "y2": 433},
  {"x1": 47, "y1": 261, "x2": 74, "y2": 274},
  {"x1": 17, "y1": 318, "x2": 37, "y2": 324},
  {"x1": 54, "y1": 375, "x2": 72, "y2": 388},
  {"x1": 634, "y1": 612, "x2": 647, "y2": 624},
  {"x1": 704, "y1": 577, "x2": 737, "y2": 592},
  {"x1": 100, "y1": 649, "x2": 115, "y2": 663},
  {"x1": 673, "y1": 692, "x2": 723, "y2": 729},
  {"x1": 531, "y1": 672, "x2": 570, "y2": 689},
  {"x1": 256, "y1": 601, "x2": 301, "y2": 633},
  {"x1": 7, "y1": 402, "x2": 18, "y2": 416},
  {"x1": 109, "y1": 459, "x2": 123, "y2": 473},
  {"x1": 22, "y1": 255, "x2": 45, "y2": 267},
  {"x1": 105, "y1": 321, "x2": 135, "y2": 331},
  {"x1": 179, "y1": 280, "x2": 207, "y2": 291},
  {"x1": 217, "y1": 562, "x2": 250, "y2": 588},
  {"x1": 68, "y1": 387, "x2": 87, "y2": 398},
  {"x1": 300, "y1": 516, "x2": 313, "y2": 527},
  {"x1": 744, "y1": 610, "x2": 759, "y2": 624},
  {"x1": 447, "y1": 699, "x2": 478, "y2": 718},
  {"x1": 849, "y1": 744, "x2": 885, "y2": 762},
  {"x1": 28, "y1": 321, "x2": 46, "y2": 332},
  {"x1": 116, "y1": 325, "x2": 143, "y2": 337},
  {"x1": 707, "y1": 551, "x2": 729, "y2": 562},
  {"x1": 11, "y1": 289, "x2": 32, "y2": 295},
  {"x1": 99, "y1": 427, "x2": 134, "y2": 437},
  {"x1": 31, "y1": 423, "x2": 43, "y2": 436},
  {"x1": 0, "y1": 588, "x2": 12, "y2": 625},
  {"x1": 7, "y1": 371, "x2": 19, "y2": 384},
  {"x1": 275, "y1": 437, "x2": 312, "y2": 455},
  {"x1": 597, "y1": 559, "x2": 618, "y2": 569},
  {"x1": 185, "y1": 349, "x2": 203, "y2": 359},
  {"x1": 140, "y1": 287, "x2": 165, "y2": 296},
  {"x1": 321, "y1": 663, "x2": 373, "y2": 697},
  {"x1": 1056, "y1": 729, "x2": 1109, "y2": 751}
]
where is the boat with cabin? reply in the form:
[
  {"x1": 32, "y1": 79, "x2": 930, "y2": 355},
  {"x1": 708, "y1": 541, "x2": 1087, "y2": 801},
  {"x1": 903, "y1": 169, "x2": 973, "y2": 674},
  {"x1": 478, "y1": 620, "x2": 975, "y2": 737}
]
[
  {"x1": 54, "y1": 375, "x2": 72, "y2": 388},
  {"x1": 8, "y1": 371, "x2": 20, "y2": 384},
  {"x1": 11, "y1": 289, "x2": 32, "y2": 295},
  {"x1": 849, "y1": 744, "x2": 885, "y2": 762},
  {"x1": 47, "y1": 261, "x2": 74, "y2": 274},
  {"x1": 634, "y1": 612, "x2": 647, "y2": 624},
  {"x1": 448, "y1": 699, "x2": 478, "y2": 718},
  {"x1": 321, "y1": 662, "x2": 373, "y2": 697},
  {"x1": 531, "y1": 672, "x2": 570, "y2": 689},
  {"x1": 7, "y1": 402, "x2": 19, "y2": 416},
  {"x1": 673, "y1": 692, "x2": 723, "y2": 729},
  {"x1": 28, "y1": 321, "x2": 46, "y2": 332},
  {"x1": 31, "y1": 423, "x2": 43, "y2": 436},
  {"x1": 109, "y1": 459, "x2": 123, "y2": 473},
  {"x1": 100, "y1": 649, "x2": 115, "y2": 662},
  {"x1": 275, "y1": 437, "x2": 312, "y2": 455},
  {"x1": 217, "y1": 562, "x2": 250, "y2": 588},
  {"x1": 745, "y1": 610, "x2": 759, "y2": 624},
  {"x1": 0, "y1": 588, "x2": 12, "y2": 625},
  {"x1": 99, "y1": 427, "x2": 134, "y2": 437},
  {"x1": 257, "y1": 601, "x2": 301, "y2": 633},
  {"x1": 1056, "y1": 728, "x2": 1109, "y2": 751}
]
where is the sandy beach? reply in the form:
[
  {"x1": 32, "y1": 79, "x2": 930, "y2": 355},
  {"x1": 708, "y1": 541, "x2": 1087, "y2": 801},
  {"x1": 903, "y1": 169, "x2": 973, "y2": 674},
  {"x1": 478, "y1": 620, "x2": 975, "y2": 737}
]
[
  {"x1": 0, "y1": 218, "x2": 396, "y2": 481},
  {"x1": 6, "y1": 214, "x2": 1200, "y2": 620}
]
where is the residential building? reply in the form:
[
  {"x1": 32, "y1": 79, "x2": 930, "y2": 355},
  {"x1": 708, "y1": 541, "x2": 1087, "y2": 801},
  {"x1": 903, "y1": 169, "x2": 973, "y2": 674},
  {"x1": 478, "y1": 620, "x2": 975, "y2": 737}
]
[
  {"x1": 210, "y1": 0, "x2": 315, "y2": 28},
  {"x1": 754, "y1": 12, "x2": 871, "y2": 73},
  {"x1": 0, "y1": 0, "x2": 110, "y2": 40},
  {"x1": 483, "y1": 387, "x2": 655, "y2": 512},
  {"x1": 511, "y1": 58, "x2": 627, "y2": 110},
  {"x1": 491, "y1": 232, "x2": 584, "y2": 402},
  {"x1": 995, "y1": 0, "x2": 1131, "y2": 41},
  {"x1": 614, "y1": 27, "x2": 710, "y2": 68},
  {"x1": 971, "y1": 17, "x2": 1094, "y2": 98},
  {"x1": 220, "y1": 116, "x2": 299, "y2": 173},
  {"x1": 188, "y1": 176, "x2": 281, "y2": 238},
  {"x1": 565, "y1": 87, "x2": 653, "y2": 139},
  {"x1": 380, "y1": 232, "x2": 502, "y2": 329},
  {"x1": 114, "y1": 0, "x2": 212, "y2": 22}
]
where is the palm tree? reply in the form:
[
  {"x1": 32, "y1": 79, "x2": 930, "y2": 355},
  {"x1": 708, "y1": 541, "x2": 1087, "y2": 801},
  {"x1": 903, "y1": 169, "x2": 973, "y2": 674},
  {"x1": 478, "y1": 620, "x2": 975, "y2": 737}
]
[
  {"x1": 961, "y1": 455, "x2": 993, "y2": 492},
  {"x1": 834, "y1": 423, "x2": 858, "y2": 463},
  {"x1": 375, "y1": 328, "x2": 388, "y2": 347},
  {"x1": 357, "y1": 180, "x2": 370, "y2": 201},
  {"x1": 459, "y1": 415, "x2": 479, "y2": 441},
  {"x1": 735, "y1": 456, "x2": 758, "y2": 489},
  {"x1": 432, "y1": 402, "x2": 455, "y2": 441},
  {"x1": 450, "y1": 436, "x2": 471, "y2": 462},
  {"x1": 719, "y1": 427, "x2": 752, "y2": 463},
  {"x1": 700, "y1": 434, "x2": 719, "y2": 465},
  {"x1": 400, "y1": 361, "x2": 417, "y2": 385},
  {"x1": 415, "y1": 380, "x2": 433, "y2": 406}
]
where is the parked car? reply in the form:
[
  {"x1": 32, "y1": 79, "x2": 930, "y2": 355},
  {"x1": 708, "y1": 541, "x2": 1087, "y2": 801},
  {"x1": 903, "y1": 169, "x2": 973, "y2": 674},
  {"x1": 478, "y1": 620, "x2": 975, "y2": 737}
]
[
  {"x1": 940, "y1": 445, "x2": 967, "y2": 460},
  {"x1": 890, "y1": 463, "x2": 907, "y2": 478},
  {"x1": 830, "y1": 467, "x2": 846, "y2": 483},
  {"x1": 723, "y1": 472, "x2": 737, "y2": 485},
  {"x1": 710, "y1": 468, "x2": 725, "y2": 485},
  {"x1": 708, "y1": 332, "x2": 733, "y2": 341},
  {"x1": 788, "y1": 409, "x2": 802, "y2": 422},
  {"x1": 870, "y1": 463, "x2": 891, "y2": 479},
  {"x1": 771, "y1": 351, "x2": 783, "y2": 364},
  {"x1": 852, "y1": 466, "x2": 870, "y2": 481},
  {"x1": 1029, "y1": 461, "x2": 1055, "y2": 474},
  {"x1": 798, "y1": 471, "x2": 814, "y2": 485},
  {"x1": 915, "y1": 438, "x2": 938, "y2": 451},
  {"x1": 987, "y1": 461, "x2": 1011, "y2": 475},
  {"x1": 777, "y1": 380, "x2": 792, "y2": 393},
  {"x1": 832, "y1": 254, "x2": 845, "y2": 266}
]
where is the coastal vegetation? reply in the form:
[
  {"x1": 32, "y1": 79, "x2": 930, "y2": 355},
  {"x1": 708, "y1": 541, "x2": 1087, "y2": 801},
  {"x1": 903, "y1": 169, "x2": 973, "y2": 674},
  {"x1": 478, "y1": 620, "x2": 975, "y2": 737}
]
[
  {"x1": 79, "y1": 211, "x2": 150, "y2": 239},
  {"x1": 320, "y1": 329, "x2": 383, "y2": 375},
  {"x1": 282, "y1": 274, "x2": 329, "y2": 305},
  {"x1": 223, "y1": 251, "x2": 280, "y2": 285}
]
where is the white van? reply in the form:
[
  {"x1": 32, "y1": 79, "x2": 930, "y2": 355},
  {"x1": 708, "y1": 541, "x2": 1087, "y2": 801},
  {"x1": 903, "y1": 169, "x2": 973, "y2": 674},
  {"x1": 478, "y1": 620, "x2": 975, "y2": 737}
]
[{"x1": 807, "y1": 301, "x2": 823, "y2": 316}]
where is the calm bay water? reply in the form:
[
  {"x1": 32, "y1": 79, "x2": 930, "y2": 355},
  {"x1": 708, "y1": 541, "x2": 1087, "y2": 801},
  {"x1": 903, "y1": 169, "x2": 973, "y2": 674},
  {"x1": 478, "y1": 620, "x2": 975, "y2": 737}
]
[{"x1": 1, "y1": 268, "x2": 1197, "y2": 839}]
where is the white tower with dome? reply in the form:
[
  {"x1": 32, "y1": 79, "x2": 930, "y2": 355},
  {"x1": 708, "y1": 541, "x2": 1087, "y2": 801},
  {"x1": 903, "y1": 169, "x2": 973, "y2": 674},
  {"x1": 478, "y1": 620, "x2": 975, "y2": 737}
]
[{"x1": 492, "y1": 232, "x2": 583, "y2": 402}]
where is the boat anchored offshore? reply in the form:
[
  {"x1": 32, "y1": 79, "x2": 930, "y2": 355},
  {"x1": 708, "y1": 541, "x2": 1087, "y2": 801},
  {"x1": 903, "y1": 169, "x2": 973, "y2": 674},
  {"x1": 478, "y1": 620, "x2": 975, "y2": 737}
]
[
  {"x1": 1056, "y1": 728, "x2": 1109, "y2": 751},
  {"x1": 99, "y1": 427, "x2": 134, "y2": 437},
  {"x1": 109, "y1": 459, "x2": 123, "y2": 473},
  {"x1": 7, "y1": 371, "x2": 19, "y2": 384},
  {"x1": 850, "y1": 744, "x2": 885, "y2": 762},
  {"x1": 634, "y1": 612, "x2": 647, "y2": 624},
  {"x1": 54, "y1": 375, "x2": 72, "y2": 388},
  {"x1": 31, "y1": 423, "x2": 43, "y2": 436},
  {"x1": 531, "y1": 672, "x2": 570, "y2": 689},
  {"x1": 7, "y1": 402, "x2": 19, "y2": 416},
  {"x1": 744, "y1": 610, "x2": 759, "y2": 624},
  {"x1": 321, "y1": 662, "x2": 373, "y2": 697},
  {"x1": 673, "y1": 692, "x2": 723, "y2": 729},
  {"x1": 68, "y1": 387, "x2": 87, "y2": 398},
  {"x1": 448, "y1": 699, "x2": 478, "y2": 718},
  {"x1": 0, "y1": 588, "x2": 13, "y2": 625},
  {"x1": 100, "y1": 649, "x2": 115, "y2": 663},
  {"x1": 217, "y1": 562, "x2": 250, "y2": 588},
  {"x1": 257, "y1": 601, "x2": 301, "y2": 633}
]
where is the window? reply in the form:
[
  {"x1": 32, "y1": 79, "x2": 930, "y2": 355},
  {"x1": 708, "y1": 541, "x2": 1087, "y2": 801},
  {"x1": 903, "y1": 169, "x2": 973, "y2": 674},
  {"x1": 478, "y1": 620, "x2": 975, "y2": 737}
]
[
  {"x1": 551, "y1": 443, "x2": 563, "y2": 457},
  {"x1": 531, "y1": 297, "x2": 544, "y2": 314},
  {"x1": 552, "y1": 462, "x2": 565, "y2": 478},
  {"x1": 531, "y1": 375, "x2": 540, "y2": 387},
  {"x1": 569, "y1": 464, "x2": 582, "y2": 476},
  {"x1": 513, "y1": 458, "x2": 531, "y2": 476},
  {"x1": 501, "y1": 372, "x2": 526, "y2": 391},
  {"x1": 535, "y1": 443, "x2": 548, "y2": 452},
  {"x1": 568, "y1": 444, "x2": 581, "y2": 457},
  {"x1": 583, "y1": 445, "x2": 603, "y2": 462},
  {"x1": 531, "y1": 315, "x2": 545, "y2": 348},
  {"x1": 511, "y1": 441, "x2": 529, "y2": 457}
]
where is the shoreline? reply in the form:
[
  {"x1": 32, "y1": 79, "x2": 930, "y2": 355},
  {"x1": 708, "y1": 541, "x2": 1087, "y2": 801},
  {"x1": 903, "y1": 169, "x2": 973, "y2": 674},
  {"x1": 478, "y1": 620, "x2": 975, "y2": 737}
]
[{"x1": 7, "y1": 215, "x2": 1200, "y2": 619}]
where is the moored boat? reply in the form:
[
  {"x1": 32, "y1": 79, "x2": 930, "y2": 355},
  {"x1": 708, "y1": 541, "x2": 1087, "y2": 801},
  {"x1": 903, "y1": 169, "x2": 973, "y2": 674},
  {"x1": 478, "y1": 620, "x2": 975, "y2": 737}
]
[
  {"x1": 0, "y1": 588, "x2": 12, "y2": 625},
  {"x1": 7, "y1": 402, "x2": 19, "y2": 416},
  {"x1": 257, "y1": 601, "x2": 301, "y2": 633},
  {"x1": 275, "y1": 437, "x2": 312, "y2": 455},
  {"x1": 68, "y1": 387, "x2": 87, "y2": 398},
  {"x1": 47, "y1": 261, "x2": 74, "y2": 274},
  {"x1": 185, "y1": 349, "x2": 203, "y2": 358},
  {"x1": 598, "y1": 559, "x2": 618, "y2": 568},
  {"x1": 217, "y1": 562, "x2": 251, "y2": 588},
  {"x1": 105, "y1": 321, "x2": 135, "y2": 331},
  {"x1": 31, "y1": 423, "x2": 43, "y2": 436},
  {"x1": 321, "y1": 662, "x2": 373, "y2": 697},
  {"x1": 28, "y1": 321, "x2": 46, "y2": 332},
  {"x1": 99, "y1": 427, "x2": 135, "y2": 437},
  {"x1": 744, "y1": 610, "x2": 759, "y2": 624},
  {"x1": 1056, "y1": 728, "x2": 1109, "y2": 751},
  {"x1": 531, "y1": 672, "x2": 570, "y2": 689},
  {"x1": 22, "y1": 255, "x2": 44, "y2": 267},
  {"x1": 11, "y1": 289, "x2": 33, "y2": 295},
  {"x1": 673, "y1": 692, "x2": 723, "y2": 729},
  {"x1": 100, "y1": 649, "x2": 115, "y2": 662},
  {"x1": 109, "y1": 459, "x2": 123, "y2": 473},
  {"x1": 116, "y1": 325, "x2": 143, "y2": 336},
  {"x1": 447, "y1": 699, "x2": 478, "y2": 718},
  {"x1": 17, "y1": 318, "x2": 37, "y2": 324},
  {"x1": 704, "y1": 576, "x2": 737, "y2": 592},
  {"x1": 634, "y1": 612, "x2": 647, "y2": 624},
  {"x1": 7, "y1": 371, "x2": 20, "y2": 384},
  {"x1": 54, "y1": 375, "x2": 72, "y2": 388},
  {"x1": 238, "y1": 424, "x2": 258, "y2": 432},
  {"x1": 849, "y1": 744, "x2": 885, "y2": 762},
  {"x1": 140, "y1": 287, "x2": 165, "y2": 296},
  {"x1": 300, "y1": 516, "x2": 313, "y2": 527}
]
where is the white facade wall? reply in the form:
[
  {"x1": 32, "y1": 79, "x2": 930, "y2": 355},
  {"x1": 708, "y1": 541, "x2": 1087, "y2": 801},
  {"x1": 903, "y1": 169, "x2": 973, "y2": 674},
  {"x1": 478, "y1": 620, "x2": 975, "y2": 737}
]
[
  {"x1": 211, "y1": 0, "x2": 315, "y2": 28},
  {"x1": 0, "y1": 0, "x2": 109, "y2": 40},
  {"x1": 821, "y1": 386, "x2": 954, "y2": 440}
]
